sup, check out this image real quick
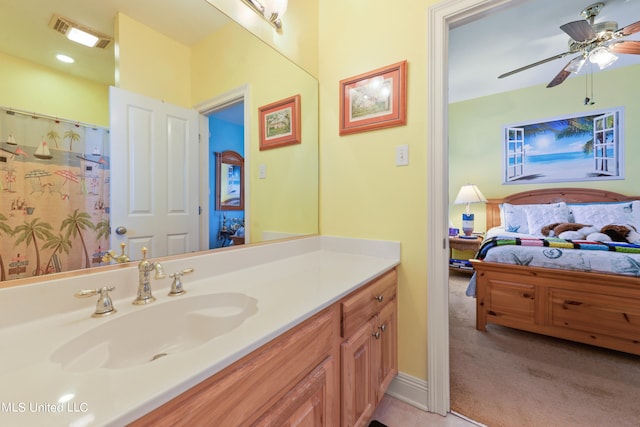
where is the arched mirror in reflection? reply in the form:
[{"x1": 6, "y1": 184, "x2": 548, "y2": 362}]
[
  {"x1": 0, "y1": 0, "x2": 318, "y2": 285},
  {"x1": 216, "y1": 151, "x2": 245, "y2": 211}
]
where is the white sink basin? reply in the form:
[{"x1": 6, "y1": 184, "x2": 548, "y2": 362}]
[{"x1": 51, "y1": 292, "x2": 258, "y2": 372}]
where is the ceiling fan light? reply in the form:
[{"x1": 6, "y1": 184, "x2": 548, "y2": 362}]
[
  {"x1": 566, "y1": 57, "x2": 586, "y2": 74},
  {"x1": 589, "y1": 47, "x2": 618, "y2": 69}
]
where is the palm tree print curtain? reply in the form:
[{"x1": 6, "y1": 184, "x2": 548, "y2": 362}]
[{"x1": 0, "y1": 107, "x2": 110, "y2": 281}]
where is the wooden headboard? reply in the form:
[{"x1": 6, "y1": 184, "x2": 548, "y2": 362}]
[{"x1": 486, "y1": 188, "x2": 640, "y2": 230}]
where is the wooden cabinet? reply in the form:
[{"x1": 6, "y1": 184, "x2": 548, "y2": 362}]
[
  {"x1": 131, "y1": 268, "x2": 398, "y2": 427},
  {"x1": 131, "y1": 305, "x2": 341, "y2": 427},
  {"x1": 255, "y1": 356, "x2": 337, "y2": 426},
  {"x1": 340, "y1": 269, "x2": 398, "y2": 427},
  {"x1": 374, "y1": 298, "x2": 397, "y2": 403}
]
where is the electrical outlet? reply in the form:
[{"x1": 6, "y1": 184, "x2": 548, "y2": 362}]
[{"x1": 396, "y1": 144, "x2": 409, "y2": 166}]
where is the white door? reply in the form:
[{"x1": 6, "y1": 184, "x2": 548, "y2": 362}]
[{"x1": 109, "y1": 87, "x2": 200, "y2": 261}]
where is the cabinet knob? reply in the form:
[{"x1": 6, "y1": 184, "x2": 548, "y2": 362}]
[
  {"x1": 372, "y1": 331, "x2": 381, "y2": 339},
  {"x1": 379, "y1": 323, "x2": 387, "y2": 332},
  {"x1": 375, "y1": 295, "x2": 384, "y2": 303}
]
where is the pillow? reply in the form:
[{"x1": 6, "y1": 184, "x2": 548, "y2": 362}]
[
  {"x1": 500, "y1": 203, "x2": 529, "y2": 233},
  {"x1": 500, "y1": 202, "x2": 570, "y2": 235},
  {"x1": 524, "y1": 203, "x2": 571, "y2": 236},
  {"x1": 569, "y1": 201, "x2": 640, "y2": 230}
]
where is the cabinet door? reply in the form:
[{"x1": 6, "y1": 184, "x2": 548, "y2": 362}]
[
  {"x1": 373, "y1": 298, "x2": 398, "y2": 403},
  {"x1": 255, "y1": 356, "x2": 337, "y2": 427},
  {"x1": 341, "y1": 320, "x2": 375, "y2": 427}
]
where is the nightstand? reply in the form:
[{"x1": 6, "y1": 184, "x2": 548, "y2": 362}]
[{"x1": 449, "y1": 236, "x2": 482, "y2": 273}]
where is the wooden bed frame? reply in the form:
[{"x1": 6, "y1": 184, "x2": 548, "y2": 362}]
[{"x1": 470, "y1": 188, "x2": 640, "y2": 356}]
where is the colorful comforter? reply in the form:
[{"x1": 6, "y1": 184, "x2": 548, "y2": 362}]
[
  {"x1": 477, "y1": 236, "x2": 640, "y2": 260},
  {"x1": 466, "y1": 235, "x2": 640, "y2": 297}
]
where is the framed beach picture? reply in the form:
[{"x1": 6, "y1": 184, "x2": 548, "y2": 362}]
[
  {"x1": 258, "y1": 94, "x2": 301, "y2": 150},
  {"x1": 339, "y1": 61, "x2": 407, "y2": 135},
  {"x1": 502, "y1": 108, "x2": 624, "y2": 184}
]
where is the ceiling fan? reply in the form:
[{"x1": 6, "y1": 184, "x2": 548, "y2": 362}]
[{"x1": 498, "y1": 2, "x2": 640, "y2": 88}]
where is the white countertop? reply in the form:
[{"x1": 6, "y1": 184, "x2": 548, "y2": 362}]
[{"x1": 0, "y1": 236, "x2": 399, "y2": 426}]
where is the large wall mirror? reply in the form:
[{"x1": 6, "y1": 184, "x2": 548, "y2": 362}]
[{"x1": 0, "y1": 0, "x2": 318, "y2": 286}]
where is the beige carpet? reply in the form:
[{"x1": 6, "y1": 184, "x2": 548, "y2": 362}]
[{"x1": 449, "y1": 271, "x2": 640, "y2": 427}]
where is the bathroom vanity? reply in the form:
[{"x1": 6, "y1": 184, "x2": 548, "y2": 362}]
[{"x1": 0, "y1": 236, "x2": 399, "y2": 426}]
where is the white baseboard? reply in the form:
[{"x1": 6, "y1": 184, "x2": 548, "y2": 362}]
[{"x1": 385, "y1": 371, "x2": 429, "y2": 412}]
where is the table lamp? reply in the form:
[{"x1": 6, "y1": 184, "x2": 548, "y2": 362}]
[{"x1": 454, "y1": 184, "x2": 487, "y2": 236}]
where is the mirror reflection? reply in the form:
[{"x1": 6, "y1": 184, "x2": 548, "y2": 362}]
[
  {"x1": 0, "y1": 0, "x2": 318, "y2": 285},
  {"x1": 216, "y1": 151, "x2": 245, "y2": 211}
]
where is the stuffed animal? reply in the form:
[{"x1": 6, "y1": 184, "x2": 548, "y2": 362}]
[
  {"x1": 541, "y1": 222, "x2": 640, "y2": 244},
  {"x1": 541, "y1": 222, "x2": 597, "y2": 239},
  {"x1": 601, "y1": 224, "x2": 640, "y2": 244}
]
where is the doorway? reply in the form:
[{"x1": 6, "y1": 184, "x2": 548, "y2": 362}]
[
  {"x1": 426, "y1": 0, "x2": 526, "y2": 416},
  {"x1": 196, "y1": 85, "x2": 251, "y2": 250},
  {"x1": 207, "y1": 101, "x2": 245, "y2": 249}
]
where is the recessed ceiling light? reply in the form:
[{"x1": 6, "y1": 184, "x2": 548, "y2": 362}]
[
  {"x1": 67, "y1": 27, "x2": 99, "y2": 48},
  {"x1": 56, "y1": 54, "x2": 75, "y2": 63}
]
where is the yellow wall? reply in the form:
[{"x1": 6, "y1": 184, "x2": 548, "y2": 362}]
[
  {"x1": 0, "y1": 51, "x2": 109, "y2": 127},
  {"x1": 191, "y1": 22, "x2": 319, "y2": 239},
  {"x1": 115, "y1": 13, "x2": 192, "y2": 108},
  {"x1": 318, "y1": 0, "x2": 439, "y2": 382},
  {"x1": 205, "y1": 0, "x2": 319, "y2": 78},
  {"x1": 449, "y1": 64, "x2": 640, "y2": 232}
]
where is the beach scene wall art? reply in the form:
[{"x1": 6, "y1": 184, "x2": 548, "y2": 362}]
[{"x1": 503, "y1": 108, "x2": 624, "y2": 184}]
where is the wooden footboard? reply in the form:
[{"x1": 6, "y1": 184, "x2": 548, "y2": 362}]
[{"x1": 470, "y1": 260, "x2": 640, "y2": 356}]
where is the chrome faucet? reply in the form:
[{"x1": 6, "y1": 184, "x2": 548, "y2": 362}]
[
  {"x1": 133, "y1": 247, "x2": 165, "y2": 305},
  {"x1": 168, "y1": 268, "x2": 194, "y2": 296},
  {"x1": 75, "y1": 286, "x2": 117, "y2": 317}
]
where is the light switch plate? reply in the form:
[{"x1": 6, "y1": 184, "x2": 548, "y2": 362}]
[
  {"x1": 259, "y1": 164, "x2": 267, "y2": 179},
  {"x1": 396, "y1": 144, "x2": 409, "y2": 166}
]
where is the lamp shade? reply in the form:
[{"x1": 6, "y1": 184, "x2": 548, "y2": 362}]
[{"x1": 454, "y1": 184, "x2": 487, "y2": 206}]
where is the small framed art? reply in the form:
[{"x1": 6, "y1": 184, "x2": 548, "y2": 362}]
[{"x1": 259, "y1": 94, "x2": 301, "y2": 150}]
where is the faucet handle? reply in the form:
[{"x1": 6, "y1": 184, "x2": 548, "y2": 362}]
[
  {"x1": 75, "y1": 286, "x2": 117, "y2": 318},
  {"x1": 102, "y1": 243, "x2": 129, "y2": 264},
  {"x1": 168, "y1": 268, "x2": 194, "y2": 296}
]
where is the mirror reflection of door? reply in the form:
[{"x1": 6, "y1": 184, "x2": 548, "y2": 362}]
[
  {"x1": 110, "y1": 87, "x2": 200, "y2": 261},
  {"x1": 209, "y1": 101, "x2": 245, "y2": 249}
]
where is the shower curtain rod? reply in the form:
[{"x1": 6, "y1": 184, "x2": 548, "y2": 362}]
[{"x1": 1, "y1": 105, "x2": 108, "y2": 131}]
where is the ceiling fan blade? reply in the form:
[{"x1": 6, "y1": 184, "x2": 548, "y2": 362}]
[
  {"x1": 546, "y1": 69, "x2": 571, "y2": 88},
  {"x1": 498, "y1": 51, "x2": 574, "y2": 79},
  {"x1": 560, "y1": 20, "x2": 596, "y2": 42},
  {"x1": 609, "y1": 40, "x2": 640, "y2": 55},
  {"x1": 546, "y1": 56, "x2": 584, "y2": 88},
  {"x1": 616, "y1": 20, "x2": 640, "y2": 37}
]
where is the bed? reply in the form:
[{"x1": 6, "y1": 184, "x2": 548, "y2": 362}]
[{"x1": 469, "y1": 188, "x2": 640, "y2": 356}]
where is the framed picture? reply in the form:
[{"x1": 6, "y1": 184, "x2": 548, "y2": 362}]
[
  {"x1": 503, "y1": 107, "x2": 624, "y2": 184},
  {"x1": 339, "y1": 60, "x2": 407, "y2": 135},
  {"x1": 259, "y1": 94, "x2": 301, "y2": 150}
]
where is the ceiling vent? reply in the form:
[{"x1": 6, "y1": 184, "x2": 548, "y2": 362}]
[{"x1": 49, "y1": 14, "x2": 112, "y2": 49}]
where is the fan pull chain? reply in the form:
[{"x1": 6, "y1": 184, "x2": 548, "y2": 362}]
[{"x1": 584, "y1": 62, "x2": 595, "y2": 106}]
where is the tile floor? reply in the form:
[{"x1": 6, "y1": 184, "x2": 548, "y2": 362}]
[{"x1": 370, "y1": 395, "x2": 484, "y2": 427}]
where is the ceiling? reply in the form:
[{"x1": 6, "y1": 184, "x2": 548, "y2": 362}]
[
  {"x1": 0, "y1": 0, "x2": 229, "y2": 85},
  {"x1": 2, "y1": 0, "x2": 639, "y2": 103},
  {"x1": 449, "y1": 0, "x2": 640, "y2": 103}
]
